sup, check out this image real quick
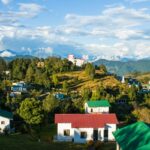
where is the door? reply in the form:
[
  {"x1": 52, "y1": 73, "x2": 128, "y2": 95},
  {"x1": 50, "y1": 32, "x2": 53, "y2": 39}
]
[
  {"x1": 104, "y1": 129, "x2": 108, "y2": 141},
  {"x1": 93, "y1": 129, "x2": 98, "y2": 141}
]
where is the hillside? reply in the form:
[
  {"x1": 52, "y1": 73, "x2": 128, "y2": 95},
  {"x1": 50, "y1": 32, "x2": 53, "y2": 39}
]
[
  {"x1": 93, "y1": 59, "x2": 150, "y2": 75},
  {"x1": 57, "y1": 70, "x2": 122, "y2": 91},
  {"x1": 126, "y1": 72, "x2": 150, "y2": 84}
]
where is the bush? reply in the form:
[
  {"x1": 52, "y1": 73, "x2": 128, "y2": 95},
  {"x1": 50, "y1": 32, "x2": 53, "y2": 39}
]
[
  {"x1": 87, "y1": 140, "x2": 94, "y2": 147},
  {"x1": 94, "y1": 141, "x2": 104, "y2": 150}
]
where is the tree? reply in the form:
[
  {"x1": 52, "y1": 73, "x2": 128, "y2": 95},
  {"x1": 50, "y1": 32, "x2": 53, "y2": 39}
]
[
  {"x1": 99, "y1": 64, "x2": 107, "y2": 74},
  {"x1": 91, "y1": 87, "x2": 101, "y2": 100},
  {"x1": 0, "y1": 58, "x2": 6, "y2": 76},
  {"x1": 52, "y1": 74, "x2": 59, "y2": 87},
  {"x1": 62, "y1": 80, "x2": 69, "y2": 93},
  {"x1": 85, "y1": 63, "x2": 95, "y2": 79},
  {"x1": 26, "y1": 65, "x2": 34, "y2": 82},
  {"x1": 128, "y1": 85, "x2": 137, "y2": 101},
  {"x1": 81, "y1": 88, "x2": 92, "y2": 101},
  {"x1": 43, "y1": 94, "x2": 59, "y2": 113},
  {"x1": 18, "y1": 98, "x2": 44, "y2": 125}
]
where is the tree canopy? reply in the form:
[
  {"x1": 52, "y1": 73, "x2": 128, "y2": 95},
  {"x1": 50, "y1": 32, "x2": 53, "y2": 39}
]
[{"x1": 18, "y1": 98, "x2": 44, "y2": 125}]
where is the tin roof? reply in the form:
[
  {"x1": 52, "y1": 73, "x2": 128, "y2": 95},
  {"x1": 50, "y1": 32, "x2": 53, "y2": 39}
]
[
  {"x1": 0, "y1": 109, "x2": 13, "y2": 119},
  {"x1": 113, "y1": 122, "x2": 150, "y2": 150},
  {"x1": 87, "y1": 100, "x2": 111, "y2": 107}
]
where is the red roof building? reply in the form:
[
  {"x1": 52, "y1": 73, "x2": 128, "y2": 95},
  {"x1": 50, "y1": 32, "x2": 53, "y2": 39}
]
[
  {"x1": 55, "y1": 114, "x2": 118, "y2": 128},
  {"x1": 55, "y1": 113, "x2": 118, "y2": 143}
]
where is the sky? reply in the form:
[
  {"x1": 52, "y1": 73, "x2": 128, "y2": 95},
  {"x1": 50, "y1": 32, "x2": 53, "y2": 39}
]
[{"x1": 0, "y1": 0, "x2": 150, "y2": 59}]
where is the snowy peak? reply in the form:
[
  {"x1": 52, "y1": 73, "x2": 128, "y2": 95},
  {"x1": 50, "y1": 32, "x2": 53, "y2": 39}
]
[{"x1": 0, "y1": 49, "x2": 16, "y2": 57}]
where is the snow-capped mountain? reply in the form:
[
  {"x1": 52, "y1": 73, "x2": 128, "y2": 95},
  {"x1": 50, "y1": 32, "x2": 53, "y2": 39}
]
[
  {"x1": 0, "y1": 48, "x2": 150, "y2": 62},
  {"x1": 0, "y1": 49, "x2": 17, "y2": 57}
]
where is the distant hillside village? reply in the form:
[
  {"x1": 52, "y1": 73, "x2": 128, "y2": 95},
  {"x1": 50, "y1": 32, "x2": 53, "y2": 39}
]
[
  {"x1": 0, "y1": 56, "x2": 150, "y2": 150},
  {"x1": 67, "y1": 54, "x2": 88, "y2": 67}
]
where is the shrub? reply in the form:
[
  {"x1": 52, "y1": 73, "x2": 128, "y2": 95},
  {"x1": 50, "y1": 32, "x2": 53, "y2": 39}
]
[
  {"x1": 87, "y1": 140, "x2": 94, "y2": 147},
  {"x1": 94, "y1": 141, "x2": 104, "y2": 150}
]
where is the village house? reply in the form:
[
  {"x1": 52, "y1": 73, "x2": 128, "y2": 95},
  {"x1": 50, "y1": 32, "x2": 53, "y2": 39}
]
[
  {"x1": 55, "y1": 100, "x2": 118, "y2": 143},
  {"x1": 113, "y1": 121, "x2": 150, "y2": 150},
  {"x1": 54, "y1": 93, "x2": 65, "y2": 100},
  {"x1": 10, "y1": 81, "x2": 27, "y2": 97},
  {"x1": 67, "y1": 54, "x2": 86, "y2": 67},
  {"x1": 11, "y1": 81, "x2": 27, "y2": 92},
  {"x1": 85, "y1": 100, "x2": 110, "y2": 114},
  {"x1": 0, "y1": 110, "x2": 13, "y2": 133},
  {"x1": 55, "y1": 114, "x2": 118, "y2": 143},
  {"x1": 142, "y1": 81, "x2": 150, "y2": 91},
  {"x1": 37, "y1": 61, "x2": 45, "y2": 68}
]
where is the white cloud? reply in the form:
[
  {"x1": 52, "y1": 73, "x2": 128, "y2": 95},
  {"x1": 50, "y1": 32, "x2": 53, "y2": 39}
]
[
  {"x1": 18, "y1": 3, "x2": 44, "y2": 15},
  {"x1": 1, "y1": 0, "x2": 11, "y2": 5},
  {"x1": 0, "y1": 50, "x2": 15, "y2": 57},
  {"x1": 0, "y1": 4, "x2": 150, "y2": 60},
  {"x1": 127, "y1": 0, "x2": 150, "y2": 3},
  {"x1": 0, "y1": 3, "x2": 45, "y2": 26}
]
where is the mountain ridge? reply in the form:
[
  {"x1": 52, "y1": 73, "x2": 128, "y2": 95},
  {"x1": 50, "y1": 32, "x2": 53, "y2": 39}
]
[{"x1": 93, "y1": 59, "x2": 150, "y2": 75}]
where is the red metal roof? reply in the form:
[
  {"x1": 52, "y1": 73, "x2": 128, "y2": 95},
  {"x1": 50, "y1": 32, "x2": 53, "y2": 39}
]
[{"x1": 55, "y1": 114, "x2": 118, "y2": 128}]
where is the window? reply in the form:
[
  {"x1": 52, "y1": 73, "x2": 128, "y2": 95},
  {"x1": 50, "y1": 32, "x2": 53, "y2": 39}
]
[
  {"x1": 64, "y1": 129, "x2": 70, "y2": 136},
  {"x1": 80, "y1": 132, "x2": 87, "y2": 139},
  {"x1": 1, "y1": 121, "x2": 5, "y2": 125}
]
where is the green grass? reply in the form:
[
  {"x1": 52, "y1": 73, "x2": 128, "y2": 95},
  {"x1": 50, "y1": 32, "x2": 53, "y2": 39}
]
[
  {"x1": 57, "y1": 71, "x2": 121, "y2": 91},
  {"x1": 0, "y1": 124, "x2": 115, "y2": 150},
  {"x1": 0, "y1": 134, "x2": 116, "y2": 150},
  {"x1": 0, "y1": 134, "x2": 86, "y2": 150}
]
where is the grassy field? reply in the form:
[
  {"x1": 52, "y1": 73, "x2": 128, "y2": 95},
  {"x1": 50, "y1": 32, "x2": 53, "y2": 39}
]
[
  {"x1": 126, "y1": 72, "x2": 150, "y2": 83},
  {"x1": 57, "y1": 70, "x2": 121, "y2": 91},
  {"x1": 0, "y1": 134, "x2": 116, "y2": 150}
]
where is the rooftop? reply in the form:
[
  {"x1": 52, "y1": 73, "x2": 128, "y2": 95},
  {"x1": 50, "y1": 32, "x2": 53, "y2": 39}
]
[
  {"x1": 55, "y1": 113, "x2": 118, "y2": 128},
  {"x1": 0, "y1": 109, "x2": 13, "y2": 119},
  {"x1": 113, "y1": 122, "x2": 150, "y2": 150},
  {"x1": 87, "y1": 100, "x2": 111, "y2": 107}
]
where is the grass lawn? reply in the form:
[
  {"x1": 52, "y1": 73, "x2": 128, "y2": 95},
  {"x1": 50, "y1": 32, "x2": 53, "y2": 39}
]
[
  {"x1": 0, "y1": 124, "x2": 116, "y2": 150},
  {"x1": 0, "y1": 134, "x2": 86, "y2": 150},
  {"x1": 0, "y1": 134, "x2": 116, "y2": 150}
]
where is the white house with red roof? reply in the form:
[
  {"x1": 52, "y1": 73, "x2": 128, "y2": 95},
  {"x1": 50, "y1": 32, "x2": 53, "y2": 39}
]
[
  {"x1": 55, "y1": 114, "x2": 118, "y2": 143},
  {"x1": 55, "y1": 113, "x2": 118, "y2": 143}
]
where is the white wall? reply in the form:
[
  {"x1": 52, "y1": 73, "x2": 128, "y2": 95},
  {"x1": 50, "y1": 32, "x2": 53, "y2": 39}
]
[
  {"x1": 56, "y1": 123, "x2": 117, "y2": 143},
  {"x1": 74, "y1": 128, "x2": 93, "y2": 143},
  {"x1": 85, "y1": 103, "x2": 109, "y2": 114},
  {"x1": 0, "y1": 116, "x2": 11, "y2": 133},
  {"x1": 105, "y1": 124, "x2": 116, "y2": 141},
  {"x1": 57, "y1": 123, "x2": 74, "y2": 142}
]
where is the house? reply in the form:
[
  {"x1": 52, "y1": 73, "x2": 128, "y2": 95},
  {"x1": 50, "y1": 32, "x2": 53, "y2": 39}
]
[
  {"x1": 127, "y1": 78, "x2": 141, "y2": 88},
  {"x1": 11, "y1": 81, "x2": 27, "y2": 92},
  {"x1": 142, "y1": 81, "x2": 150, "y2": 91},
  {"x1": 0, "y1": 110, "x2": 13, "y2": 133},
  {"x1": 121, "y1": 76, "x2": 125, "y2": 84},
  {"x1": 113, "y1": 121, "x2": 150, "y2": 150},
  {"x1": 37, "y1": 61, "x2": 45, "y2": 68},
  {"x1": 55, "y1": 113, "x2": 118, "y2": 143},
  {"x1": 54, "y1": 93, "x2": 65, "y2": 100},
  {"x1": 85, "y1": 100, "x2": 111, "y2": 114},
  {"x1": 10, "y1": 81, "x2": 27, "y2": 97},
  {"x1": 68, "y1": 54, "x2": 86, "y2": 67}
]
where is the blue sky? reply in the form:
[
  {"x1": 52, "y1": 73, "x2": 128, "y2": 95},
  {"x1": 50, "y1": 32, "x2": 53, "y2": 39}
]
[{"x1": 0, "y1": 0, "x2": 150, "y2": 59}]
